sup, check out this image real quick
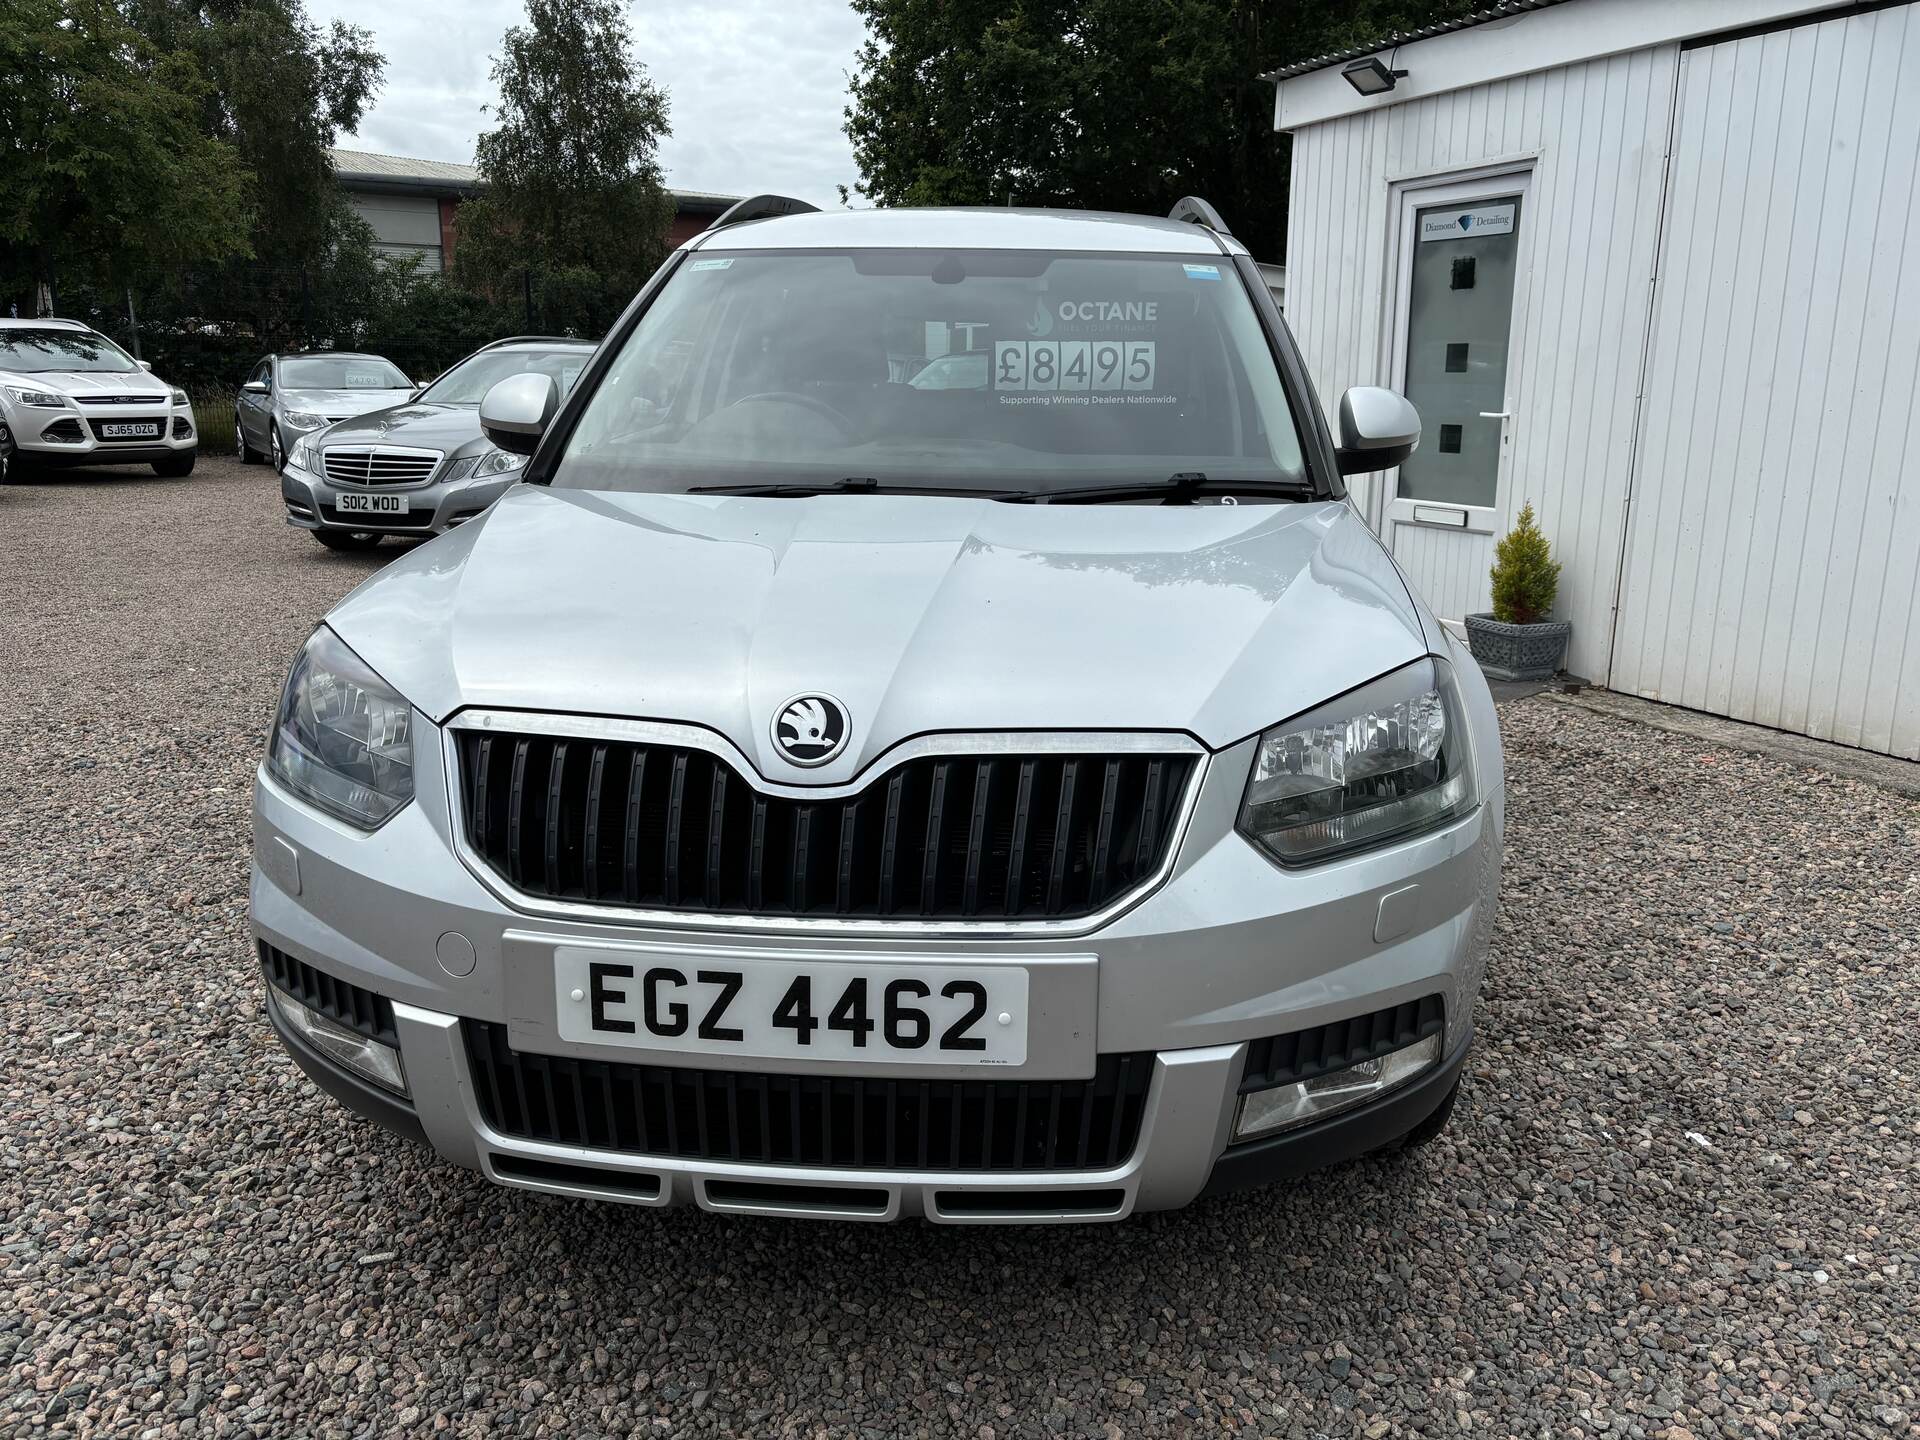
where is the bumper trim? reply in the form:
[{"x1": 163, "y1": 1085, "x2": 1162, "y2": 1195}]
[
  {"x1": 267, "y1": 993, "x2": 429, "y2": 1148},
  {"x1": 1199, "y1": 1028, "x2": 1471, "y2": 1196}
]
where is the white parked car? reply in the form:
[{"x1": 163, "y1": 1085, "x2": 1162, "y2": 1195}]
[{"x1": 0, "y1": 318, "x2": 198, "y2": 481}]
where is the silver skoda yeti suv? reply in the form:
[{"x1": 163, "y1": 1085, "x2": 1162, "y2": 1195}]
[{"x1": 251, "y1": 196, "x2": 1503, "y2": 1223}]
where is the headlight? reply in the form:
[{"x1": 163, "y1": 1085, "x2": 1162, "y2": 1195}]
[
  {"x1": 267, "y1": 628, "x2": 414, "y2": 829},
  {"x1": 7, "y1": 386, "x2": 68, "y2": 408},
  {"x1": 283, "y1": 410, "x2": 327, "y2": 430},
  {"x1": 170, "y1": 387, "x2": 190, "y2": 407},
  {"x1": 1237, "y1": 657, "x2": 1475, "y2": 866},
  {"x1": 472, "y1": 447, "x2": 525, "y2": 478},
  {"x1": 289, "y1": 435, "x2": 316, "y2": 472},
  {"x1": 443, "y1": 448, "x2": 526, "y2": 482}
]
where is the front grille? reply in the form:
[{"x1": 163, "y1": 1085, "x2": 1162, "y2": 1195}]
[
  {"x1": 454, "y1": 732, "x2": 1197, "y2": 921},
  {"x1": 464, "y1": 1021, "x2": 1153, "y2": 1171},
  {"x1": 318, "y1": 503, "x2": 433, "y2": 529},
  {"x1": 75, "y1": 394, "x2": 169, "y2": 405},
  {"x1": 1239, "y1": 994, "x2": 1445, "y2": 1094},
  {"x1": 322, "y1": 447, "x2": 439, "y2": 486},
  {"x1": 260, "y1": 941, "x2": 397, "y2": 1043}
]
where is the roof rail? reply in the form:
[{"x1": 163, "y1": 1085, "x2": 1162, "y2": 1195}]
[
  {"x1": 1168, "y1": 196, "x2": 1231, "y2": 236},
  {"x1": 482, "y1": 334, "x2": 590, "y2": 348},
  {"x1": 709, "y1": 193, "x2": 821, "y2": 231}
]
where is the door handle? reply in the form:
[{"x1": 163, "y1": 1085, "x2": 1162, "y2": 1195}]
[{"x1": 1479, "y1": 410, "x2": 1512, "y2": 419}]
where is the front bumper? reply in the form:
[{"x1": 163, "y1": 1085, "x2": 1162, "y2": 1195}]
[
  {"x1": 249, "y1": 690, "x2": 1504, "y2": 1221},
  {"x1": 8, "y1": 406, "x2": 195, "y2": 465},
  {"x1": 279, "y1": 459, "x2": 514, "y2": 537}
]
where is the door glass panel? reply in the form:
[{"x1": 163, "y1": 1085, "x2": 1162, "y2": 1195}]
[{"x1": 1398, "y1": 195, "x2": 1520, "y2": 507}]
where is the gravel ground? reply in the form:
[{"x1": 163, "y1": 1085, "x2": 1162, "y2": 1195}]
[{"x1": 3, "y1": 455, "x2": 1917, "y2": 1439}]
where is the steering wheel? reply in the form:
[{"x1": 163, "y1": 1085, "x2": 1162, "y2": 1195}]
[{"x1": 729, "y1": 391, "x2": 854, "y2": 434}]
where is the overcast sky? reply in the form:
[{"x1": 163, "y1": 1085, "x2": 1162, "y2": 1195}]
[{"x1": 308, "y1": 0, "x2": 869, "y2": 208}]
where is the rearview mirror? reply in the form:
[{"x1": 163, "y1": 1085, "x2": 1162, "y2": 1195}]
[
  {"x1": 242, "y1": 380, "x2": 268, "y2": 394},
  {"x1": 480, "y1": 372, "x2": 559, "y2": 456},
  {"x1": 1334, "y1": 387, "x2": 1421, "y2": 474}
]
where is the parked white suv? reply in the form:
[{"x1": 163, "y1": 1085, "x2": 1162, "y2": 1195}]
[{"x1": 0, "y1": 319, "x2": 198, "y2": 481}]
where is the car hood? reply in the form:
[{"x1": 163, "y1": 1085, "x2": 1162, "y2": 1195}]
[
  {"x1": 17, "y1": 370, "x2": 174, "y2": 398},
  {"x1": 283, "y1": 388, "x2": 416, "y2": 418},
  {"x1": 326, "y1": 487, "x2": 1429, "y2": 779},
  {"x1": 315, "y1": 401, "x2": 486, "y2": 452}
]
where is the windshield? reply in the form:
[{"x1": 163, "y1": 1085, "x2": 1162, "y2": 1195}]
[
  {"x1": 554, "y1": 249, "x2": 1309, "y2": 496},
  {"x1": 0, "y1": 329, "x2": 139, "y2": 374},
  {"x1": 280, "y1": 356, "x2": 410, "y2": 390},
  {"x1": 420, "y1": 347, "x2": 592, "y2": 405}
]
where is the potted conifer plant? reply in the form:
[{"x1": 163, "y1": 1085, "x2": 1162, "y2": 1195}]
[{"x1": 1464, "y1": 502, "x2": 1572, "y2": 680}]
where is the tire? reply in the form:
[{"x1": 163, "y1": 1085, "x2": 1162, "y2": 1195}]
[
  {"x1": 152, "y1": 450, "x2": 196, "y2": 478},
  {"x1": 1389, "y1": 1075, "x2": 1462, "y2": 1155},
  {"x1": 312, "y1": 528, "x2": 382, "y2": 552},
  {"x1": 269, "y1": 426, "x2": 285, "y2": 473},
  {"x1": 238, "y1": 421, "x2": 260, "y2": 465}
]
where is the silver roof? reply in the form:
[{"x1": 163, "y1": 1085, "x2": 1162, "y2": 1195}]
[
  {"x1": 687, "y1": 206, "x2": 1244, "y2": 255},
  {"x1": 0, "y1": 317, "x2": 91, "y2": 331}
]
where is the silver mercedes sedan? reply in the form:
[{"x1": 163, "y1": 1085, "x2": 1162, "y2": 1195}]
[
  {"x1": 277, "y1": 337, "x2": 595, "y2": 551},
  {"x1": 251, "y1": 198, "x2": 1504, "y2": 1222},
  {"x1": 236, "y1": 352, "x2": 414, "y2": 473}
]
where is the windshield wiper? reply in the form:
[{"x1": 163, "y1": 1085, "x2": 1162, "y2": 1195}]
[
  {"x1": 685, "y1": 477, "x2": 1011, "y2": 499},
  {"x1": 994, "y1": 472, "x2": 1317, "y2": 504}
]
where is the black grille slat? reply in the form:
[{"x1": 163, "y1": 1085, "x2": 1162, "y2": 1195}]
[
  {"x1": 464, "y1": 1021, "x2": 1154, "y2": 1172},
  {"x1": 919, "y1": 761, "x2": 950, "y2": 916},
  {"x1": 506, "y1": 739, "x2": 530, "y2": 885},
  {"x1": 455, "y1": 733, "x2": 1194, "y2": 922},
  {"x1": 583, "y1": 744, "x2": 607, "y2": 901},
  {"x1": 664, "y1": 754, "x2": 688, "y2": 906},
  {"x1": 962, "y1": 761, "x2": 994, "y2": 914},
  {"x1": 1046, "y1": 759, "x2": 1080, "y2": 914},
  {"x1": 621, "y1": 749, "x2": 647, "y2": 903},
  {"x1": 543, "y1": 742, "x2": 567, "y2": 895}
]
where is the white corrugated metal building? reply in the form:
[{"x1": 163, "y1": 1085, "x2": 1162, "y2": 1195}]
[{"x1": 1273, "y1": 0, "x2": 1920, "y2": 759}]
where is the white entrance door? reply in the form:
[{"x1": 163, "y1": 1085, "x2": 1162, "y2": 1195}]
[{"x1": 1378, "y1": 172, "x2": 1532, "y2": 628}]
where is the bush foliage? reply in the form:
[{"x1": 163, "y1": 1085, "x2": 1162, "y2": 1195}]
[{"x1": 1489, "y1": 502, "x2": 1561, "y2": 625}]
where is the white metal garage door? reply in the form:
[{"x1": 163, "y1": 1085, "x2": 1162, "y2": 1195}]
[{"x1": 1609, "y1": 4, "x2": 1920, "y2": 759}]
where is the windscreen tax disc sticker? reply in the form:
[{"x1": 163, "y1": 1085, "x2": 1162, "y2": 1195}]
[{"x1": 1183, "y1": 263, "x2": 1221, "y2": 280}]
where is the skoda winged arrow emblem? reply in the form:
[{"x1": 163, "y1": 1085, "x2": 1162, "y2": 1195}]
[{"x1": 771, "y1": 693, "x2": 850, "y2": 767}]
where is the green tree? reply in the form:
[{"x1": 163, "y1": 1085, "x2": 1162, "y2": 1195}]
[
  {"x1": 452, "y1": 0, "x2": 675, "y2": 334},
  {"x1": 844, "y1": 0, "x2": 1484, "y2": 260},
  {"x1": 126, "y1": 0, "x2": 385, "y2": 269},
  {"x1": 1489, "y1": 501, "x2": 1561, "y2": 624},
  {"x1": 0, "y1": 0, "x2": 251, "y2": 310}
]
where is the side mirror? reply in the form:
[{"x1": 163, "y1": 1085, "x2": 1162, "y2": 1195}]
[
  {"x1": 242, "y1": 380, "x2": 268, "y2": 395},
  {"x1": 1334, "y1": 387, "x2": 1421, "y2": 474},
  {"x1": 138, "y1": 359, "x2": 154, "y2": 371},
  {"x1": 480, "y1": 372, "x2": 560, "y2": 456}
]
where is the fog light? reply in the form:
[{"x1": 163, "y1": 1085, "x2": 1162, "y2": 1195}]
[
  {"x1": 1234, "y1": 1032, "x2": 1439, "y2": 1141},
  {"x1": 271, "y1": 986, "x2": 408, "y2": 1095}
]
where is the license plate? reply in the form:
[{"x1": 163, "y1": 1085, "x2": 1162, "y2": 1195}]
[
  {"x1": 554, "y1": 948, "x2": 1029, "y2": 1065},
  {"x1": 335, "y1": 492, "x2": 409, "y2": 514},
  {"x1": 101, "y1": 422, "x2": 160, "y2": 439}
]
